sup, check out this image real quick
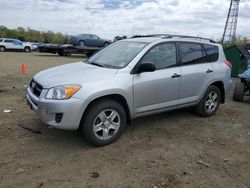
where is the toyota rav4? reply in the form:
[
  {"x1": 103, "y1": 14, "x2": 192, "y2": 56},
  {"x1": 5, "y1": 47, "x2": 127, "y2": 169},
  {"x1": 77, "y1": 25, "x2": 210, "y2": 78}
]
[{"x1": 27, "y1": 35, "x2": 232, "y2": 146}]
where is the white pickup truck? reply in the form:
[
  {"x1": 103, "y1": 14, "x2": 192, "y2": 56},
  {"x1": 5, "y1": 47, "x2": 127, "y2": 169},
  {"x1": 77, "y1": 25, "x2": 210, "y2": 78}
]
[{"x1": 0, "y1": 38, "x2": 35, "y2": 52}]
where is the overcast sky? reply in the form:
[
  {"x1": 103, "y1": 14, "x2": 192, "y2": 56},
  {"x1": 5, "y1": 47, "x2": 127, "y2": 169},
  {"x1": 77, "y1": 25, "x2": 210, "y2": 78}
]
[{"x1": 0, "y1": 0, "x2": 249, "y2": 40}]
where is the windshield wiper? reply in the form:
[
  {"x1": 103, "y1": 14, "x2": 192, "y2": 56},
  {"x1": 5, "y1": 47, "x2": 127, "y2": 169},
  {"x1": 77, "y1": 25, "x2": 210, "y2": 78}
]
[{"x1": 89, "y1": 62, "x2": 104, "y2": 67}]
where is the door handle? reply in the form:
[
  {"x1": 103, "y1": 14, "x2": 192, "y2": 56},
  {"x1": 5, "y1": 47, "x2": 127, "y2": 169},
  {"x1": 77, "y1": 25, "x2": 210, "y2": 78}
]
[
  {"x1": 206, "y1": 69, "x2": 213, "y2": 73},
  {"x1": 171, "y1": 73, "x2": 181, "y2": 78}
]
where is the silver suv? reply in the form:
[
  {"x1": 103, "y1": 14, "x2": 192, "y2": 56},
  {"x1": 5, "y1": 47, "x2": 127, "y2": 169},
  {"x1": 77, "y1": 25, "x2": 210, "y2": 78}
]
[
  {"x1": 27, "y1": 35, "x2": 232, "y2": 146},
  {"x1": 0, "y1": 38, "x2": 34, "y2": 52}
]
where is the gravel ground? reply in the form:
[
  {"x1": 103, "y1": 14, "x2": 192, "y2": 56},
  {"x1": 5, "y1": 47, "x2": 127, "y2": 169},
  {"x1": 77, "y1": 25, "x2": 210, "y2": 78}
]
[{"x1": 0, "y1": 52, "x2": 250, "y2": 188}]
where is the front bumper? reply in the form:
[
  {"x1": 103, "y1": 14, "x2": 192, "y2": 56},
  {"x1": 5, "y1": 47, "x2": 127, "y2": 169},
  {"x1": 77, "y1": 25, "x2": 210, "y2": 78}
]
[{"x1": 26, "y1": 87, "x2": 87, "y2": 130}]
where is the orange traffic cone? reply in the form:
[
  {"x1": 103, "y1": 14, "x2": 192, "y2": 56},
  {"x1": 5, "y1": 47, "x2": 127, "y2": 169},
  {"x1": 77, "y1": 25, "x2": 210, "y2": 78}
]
[{"x1": 21, "y1": 64, "x2": 27, "y2": 74}]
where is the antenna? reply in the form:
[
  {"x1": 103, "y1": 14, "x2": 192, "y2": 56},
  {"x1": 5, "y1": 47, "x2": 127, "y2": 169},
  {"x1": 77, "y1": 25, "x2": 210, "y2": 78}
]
[{"x1": 222, "y1": 0, "x2": 240, "y2": 44}]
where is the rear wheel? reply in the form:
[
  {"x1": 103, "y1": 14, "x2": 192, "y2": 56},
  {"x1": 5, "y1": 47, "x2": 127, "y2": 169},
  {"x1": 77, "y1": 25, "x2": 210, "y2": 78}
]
[
  {"x1": 24, "y1": 47, "x2": 31, "y2": 53},
  {"x1": 0, "y1": 46, "x2": 5, "y2": 52},
  {"x1": 81, "y1": 100, "x2": 126, "y2": 146},
  {"x1": 78, "y1": 40, "x2": 86, "y2": 47},
  {"x1": 233, "y1": 82, "x2": 245, "y2": 102},
  {"x1": 195, "y1": 85, "x2": 221, "y2": 117}
]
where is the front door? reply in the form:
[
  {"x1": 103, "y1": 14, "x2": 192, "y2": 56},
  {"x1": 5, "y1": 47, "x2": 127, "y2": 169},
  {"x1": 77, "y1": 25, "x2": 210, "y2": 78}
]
[{"x1": 133, "y1": 42, "x2": 181, "y2": 115}]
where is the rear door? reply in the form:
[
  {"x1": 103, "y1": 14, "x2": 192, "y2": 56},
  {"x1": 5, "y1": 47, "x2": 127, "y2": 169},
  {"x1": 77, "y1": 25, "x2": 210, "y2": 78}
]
[
  {"x1": 3, "y1": 39, "x2": 14, "y2": 49},
  {"x1": 86, "y1": 35, "x2": 99, "y2": 47},
  {"x1": 133, "y1": 42, "x2": 181, "y2": 115},
  {"x1": 179, "y1": 42, "x2": 214, "y2": 104}
]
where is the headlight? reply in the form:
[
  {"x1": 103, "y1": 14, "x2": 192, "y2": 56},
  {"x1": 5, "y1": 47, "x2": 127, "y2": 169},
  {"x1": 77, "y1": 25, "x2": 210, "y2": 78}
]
[{"x1": 46, "y1": 84, "x2": 81, "y2": 100}]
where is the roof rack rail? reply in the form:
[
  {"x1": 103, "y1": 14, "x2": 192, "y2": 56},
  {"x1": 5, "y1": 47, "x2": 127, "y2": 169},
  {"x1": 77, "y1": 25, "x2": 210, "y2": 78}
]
[
  {"x1": 131, "y1": 34, "x2": 170, "y2": 38},
  {"x1": 161, "y1": 35, "x2": 216, "y2": 43},
  {"x1": 131, "y1": 34, "x2": 216, "y2": 43}
]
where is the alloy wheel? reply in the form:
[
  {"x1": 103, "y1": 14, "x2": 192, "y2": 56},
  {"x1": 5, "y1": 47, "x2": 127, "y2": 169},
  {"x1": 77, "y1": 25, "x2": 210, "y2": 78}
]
[
  {"x1": 205, "y1": 91, "x2": 218, "y2": 113},
  {"x1": 93, "y1": 109, "x2": 121, "y2": 140}
]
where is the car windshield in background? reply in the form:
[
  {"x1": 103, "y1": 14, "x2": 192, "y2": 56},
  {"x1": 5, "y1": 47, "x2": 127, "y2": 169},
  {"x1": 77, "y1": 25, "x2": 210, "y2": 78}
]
[{"x1": 86, "y1": 41, "x2": 148, "y2": 69}]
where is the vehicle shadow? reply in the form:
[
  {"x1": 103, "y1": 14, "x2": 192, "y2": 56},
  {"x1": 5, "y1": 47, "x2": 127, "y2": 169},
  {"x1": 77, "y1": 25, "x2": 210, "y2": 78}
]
[
  {"x1": 24, "y1": 101, "x2": 240, "y2": 151},
  {"x1": 24, "y1": 108, "x2": 198, "y2": 150},
  {"x1": 127, "y1": 107, "x2": 198, "y2": 132},
  {"x1": 22, "y1": 119, "x2": 91, "y2": 149}
]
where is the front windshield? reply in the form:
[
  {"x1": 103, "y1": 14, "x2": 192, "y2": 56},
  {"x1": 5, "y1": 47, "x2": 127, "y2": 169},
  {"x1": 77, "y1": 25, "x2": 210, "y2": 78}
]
[{"x1": 86, "y1": 41, "x2": 148, "y2": 69}]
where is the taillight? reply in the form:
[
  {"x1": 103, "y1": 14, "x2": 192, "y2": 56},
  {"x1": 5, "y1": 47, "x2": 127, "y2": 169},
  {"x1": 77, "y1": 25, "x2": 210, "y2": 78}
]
[{"x1": 224, "y1": 60, "x2": 232, "y2": 69}]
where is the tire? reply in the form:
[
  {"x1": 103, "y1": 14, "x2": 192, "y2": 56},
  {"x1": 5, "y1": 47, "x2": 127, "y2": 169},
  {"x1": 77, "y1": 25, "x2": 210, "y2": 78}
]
[
  {"x1": 233, "y1": 82, "x2": 245, "y2": 102},
  {"x1": 78, "y1": 40, "x2": 86, "y2": 47},
  {"x1": 195, "y1": 85, "x2": 221, "y2": 117},
  {"x1": 81, "y1": 99, "x2": 126, "y2": 146},
  {"x1": 24, "y1": 47, "x2": 31, "y2": 53},
  {"x1": 0, "y1": 46, "x2": 5, "y2": 52}
]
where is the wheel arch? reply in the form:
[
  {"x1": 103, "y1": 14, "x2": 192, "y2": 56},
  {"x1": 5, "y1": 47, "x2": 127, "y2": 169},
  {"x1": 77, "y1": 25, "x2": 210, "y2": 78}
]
[
  {"x1": 78, "y1": 39, "x2": 86, "y2": 45},
  {"x1": 79, "y1": 94, "x2": 131, "y2": 129},
  {"x1": 210, "y1": 81, "x2": 225, "y2": 103}
]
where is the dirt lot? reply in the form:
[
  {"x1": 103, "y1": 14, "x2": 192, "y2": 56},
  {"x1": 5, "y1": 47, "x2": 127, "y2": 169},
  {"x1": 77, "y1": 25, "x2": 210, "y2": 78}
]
[{"x1": 0, "y1": 52, "x2": 250, "y2": 188}]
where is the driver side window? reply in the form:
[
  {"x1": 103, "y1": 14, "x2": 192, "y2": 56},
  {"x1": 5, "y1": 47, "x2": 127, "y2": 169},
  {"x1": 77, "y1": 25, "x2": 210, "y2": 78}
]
[{"x1": 141, "y1": 43, "x2": 177, "y2": 70}]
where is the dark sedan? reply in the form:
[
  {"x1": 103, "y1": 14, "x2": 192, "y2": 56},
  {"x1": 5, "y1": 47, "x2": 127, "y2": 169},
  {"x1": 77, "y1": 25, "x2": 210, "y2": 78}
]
[{"x1": 67, "y1": 34, "x2": 111, "y2": 48}]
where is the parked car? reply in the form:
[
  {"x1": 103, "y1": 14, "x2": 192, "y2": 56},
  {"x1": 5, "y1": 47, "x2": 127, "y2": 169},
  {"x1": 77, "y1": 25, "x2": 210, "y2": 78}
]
[
  {"x1": 233, "y1": 60, "x2": 250, "y2": 101},
  {"x1": 27, "y1": 35, "x2": 232, "y2": 146},
  {"x1": 37, "y1": 43, "x2": 61, "y2": 54},
  {"x1": 0, "y1": 38, "x2": 35, "y2": 52},
  {"x1": 67, "y1": 34, "x2": 111, "y2": 47}
]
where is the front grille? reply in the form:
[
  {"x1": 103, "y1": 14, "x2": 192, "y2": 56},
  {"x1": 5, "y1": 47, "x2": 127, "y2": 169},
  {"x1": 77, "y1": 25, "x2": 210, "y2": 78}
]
[{"x1": 30, "y1": 79, "x2": 43, "y2": 97}]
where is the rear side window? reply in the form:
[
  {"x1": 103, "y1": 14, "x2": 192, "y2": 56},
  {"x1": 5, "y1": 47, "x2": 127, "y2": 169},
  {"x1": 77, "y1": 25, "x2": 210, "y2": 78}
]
[
  {"x1": 0, "y1": 39, "x2": 3, "y2": 42},
  {"x1": 180, "y1": 43, "x2": 206, "y2": 65},
  {"x1": 204, "y1": 44, "x2": 219, "y2": 62},
  {"x1": 4, "y1": 39, "x2": 14, "y2": 43}
]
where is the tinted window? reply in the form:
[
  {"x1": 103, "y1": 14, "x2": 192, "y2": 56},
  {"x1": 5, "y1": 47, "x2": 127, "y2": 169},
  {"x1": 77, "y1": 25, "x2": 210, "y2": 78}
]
[
  {"x1": 180, "y1": 43, "x2": 205, "y2": 65},
  {"x1": 92, "y1": 35, "x2": 99, "y2": 39},
  {"x1": 204, "y1": 44, "x2": 219, "y2": 62},
  {"x1": 0, "y1": 39, "x2": 3, "y2": 42},
  {"x1": 141, "y1": 43, "x2": 177, "y2": 70},
  {"x1": 4, "y1": 39, "x2": 14, "y2": 43}
]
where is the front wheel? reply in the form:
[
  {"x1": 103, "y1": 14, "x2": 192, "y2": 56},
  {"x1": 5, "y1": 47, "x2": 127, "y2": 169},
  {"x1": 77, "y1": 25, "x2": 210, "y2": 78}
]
[
  {"x1": 195, "y1": 85, "x2": 221, "y2": 117},
  {"x1": 81, "y1": 100, "x2": 126, "y2": 146}
]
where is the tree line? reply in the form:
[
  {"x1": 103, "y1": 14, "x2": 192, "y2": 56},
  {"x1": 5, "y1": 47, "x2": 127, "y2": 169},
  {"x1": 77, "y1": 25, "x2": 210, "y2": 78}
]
[
  {"x1": 0, "y1": 26, "x2": 66, "y2": 44},
  {"x1": 0, "y1": 25, "x2": 248, "y2": 46}
]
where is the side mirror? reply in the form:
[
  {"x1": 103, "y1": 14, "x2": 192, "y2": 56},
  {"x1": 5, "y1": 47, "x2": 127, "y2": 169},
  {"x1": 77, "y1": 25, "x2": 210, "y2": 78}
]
[{"x1": 137, "y1": 62, "x2": 155, "y2": 73}]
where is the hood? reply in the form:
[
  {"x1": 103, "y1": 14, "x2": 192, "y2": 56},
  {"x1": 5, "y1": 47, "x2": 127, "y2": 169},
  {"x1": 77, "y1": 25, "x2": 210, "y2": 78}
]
[{"x1": 33, "y1": 62, "x2": 118, "y2": 88}]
